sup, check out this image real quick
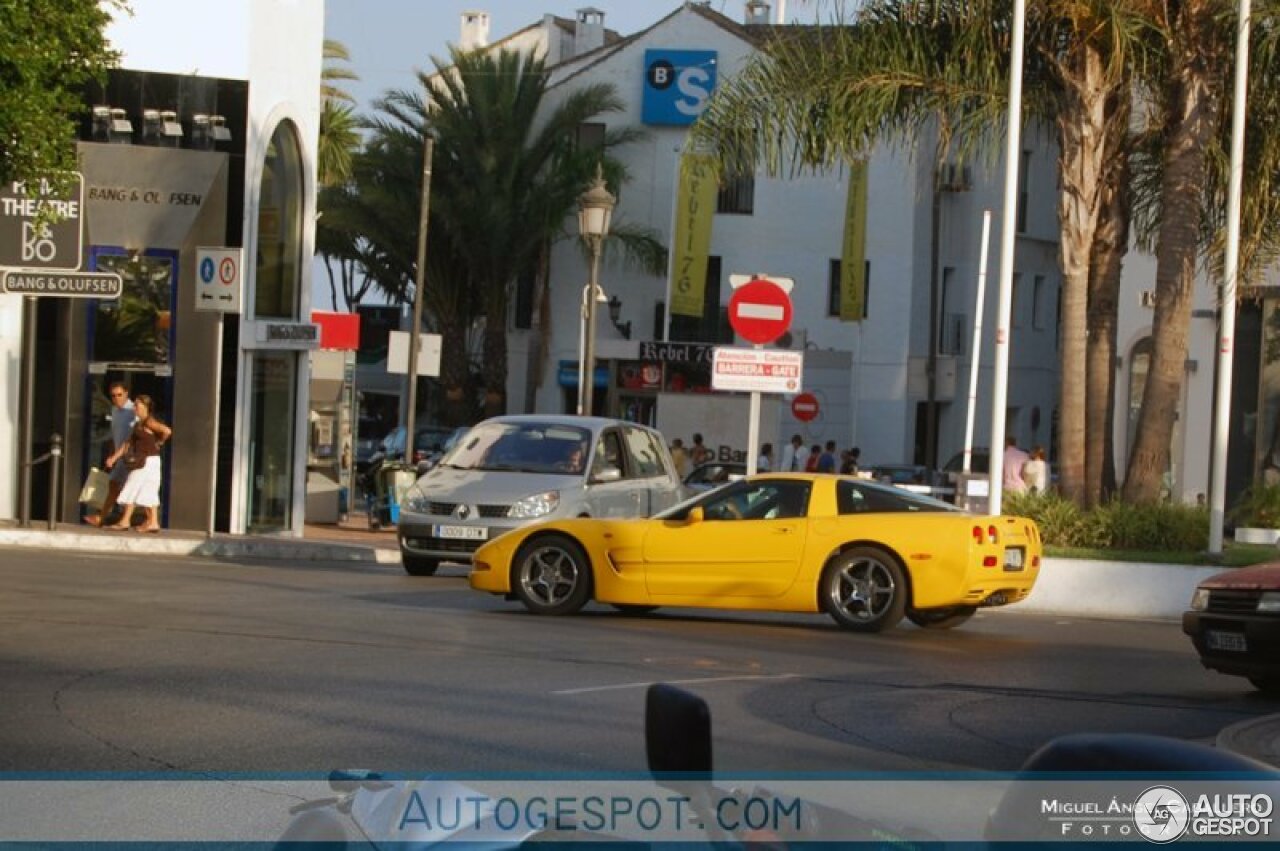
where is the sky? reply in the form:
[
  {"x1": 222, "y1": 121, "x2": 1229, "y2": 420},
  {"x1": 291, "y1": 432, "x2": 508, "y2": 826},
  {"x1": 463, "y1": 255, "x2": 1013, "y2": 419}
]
[{"x1": 324, "y1": 1, "x2": 671, "y2": 112}]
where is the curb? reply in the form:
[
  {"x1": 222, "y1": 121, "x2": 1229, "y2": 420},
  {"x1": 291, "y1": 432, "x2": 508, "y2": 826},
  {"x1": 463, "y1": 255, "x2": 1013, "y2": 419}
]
[
  {"x1": 1017, "y1": 558, "x2": 1224, "y2": 622},
  {"x1": 0, "y1": 529, "x2": 403, "y2": 565},
  {"x1": 1216, "y1": 714, "x2": 1280, "y2": 768}
]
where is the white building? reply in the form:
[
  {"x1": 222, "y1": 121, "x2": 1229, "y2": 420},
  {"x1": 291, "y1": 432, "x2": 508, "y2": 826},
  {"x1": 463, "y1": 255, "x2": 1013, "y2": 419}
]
[
  {"x1": 491, "y1": 2, "x2": 1062, "y2": 470},
  {"x1": 0, "y1": 0, "x2": 323, "y2": 533}
]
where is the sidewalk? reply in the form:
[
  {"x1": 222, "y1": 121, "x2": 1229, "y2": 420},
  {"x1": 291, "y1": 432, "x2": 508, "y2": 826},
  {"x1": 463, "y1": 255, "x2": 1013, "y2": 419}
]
[{"x1": 0, "y1": 514, "x2": 402, "y2": 564}]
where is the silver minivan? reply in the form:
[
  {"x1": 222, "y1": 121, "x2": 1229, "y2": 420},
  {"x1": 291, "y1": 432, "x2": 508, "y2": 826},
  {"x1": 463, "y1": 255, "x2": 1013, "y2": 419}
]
[{"x1": 396, "y1": 415, "x2": 683, "y2": 575}]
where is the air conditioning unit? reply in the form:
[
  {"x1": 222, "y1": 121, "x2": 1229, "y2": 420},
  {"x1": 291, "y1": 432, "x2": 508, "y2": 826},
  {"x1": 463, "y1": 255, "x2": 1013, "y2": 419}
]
[
  {"x1": 939, "y1": 162, "x2": 972, "y2": 192},
  {"x1": 1140, "y1": 290, "x2": 1156, "y2": 308}
]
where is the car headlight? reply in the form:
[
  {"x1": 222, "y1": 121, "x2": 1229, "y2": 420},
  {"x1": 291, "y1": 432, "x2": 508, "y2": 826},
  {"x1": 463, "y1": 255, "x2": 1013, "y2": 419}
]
[
  {"x1": 1258, "y1": 592, "x2": 1280, "y2": 613},
  {"x1": 508, "y1": 490, "x2": 560, "y2": 519},
  {"x1": 402, "y1": 484, "x2": 429, "y2": 513},
  {"x1": 1190, "y1": 588, "x2": 1211, "y2": 611}
]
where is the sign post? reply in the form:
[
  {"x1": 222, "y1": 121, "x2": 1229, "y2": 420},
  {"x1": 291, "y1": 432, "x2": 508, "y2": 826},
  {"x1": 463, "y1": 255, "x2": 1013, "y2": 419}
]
[{"x1": 723, "y1": 275, "x2": 796, "y2": 475}]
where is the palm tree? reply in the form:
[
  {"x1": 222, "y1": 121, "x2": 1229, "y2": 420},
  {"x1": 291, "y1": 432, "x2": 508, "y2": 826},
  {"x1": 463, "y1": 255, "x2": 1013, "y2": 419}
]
[
  {"x1": 693, "y1": 0, "x2": 1150, "y2": 505},
  {"x1": 409, "y1": 47, "x2": 658, "y2": 417},
  {"x1": 318, "y1": 39, "x2": 360, "y2": 188}
]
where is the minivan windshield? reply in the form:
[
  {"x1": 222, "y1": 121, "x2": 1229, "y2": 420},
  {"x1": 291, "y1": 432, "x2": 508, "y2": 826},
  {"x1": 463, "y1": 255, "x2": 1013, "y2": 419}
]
[{"x1": 438, "y1": 422, "x2": 593, "y2": 475}]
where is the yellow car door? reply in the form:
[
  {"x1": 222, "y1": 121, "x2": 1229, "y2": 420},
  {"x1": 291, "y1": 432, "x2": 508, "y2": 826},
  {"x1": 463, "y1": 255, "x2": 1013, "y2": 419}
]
[{"x1": 643, "y1": 479, "x2": 811, "y2": 599}]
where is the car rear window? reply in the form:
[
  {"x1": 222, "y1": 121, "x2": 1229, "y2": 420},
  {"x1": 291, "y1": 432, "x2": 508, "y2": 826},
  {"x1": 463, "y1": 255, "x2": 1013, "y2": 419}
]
[{"x1": 837, "y1": 480, "x2": 958, "y2": 514}]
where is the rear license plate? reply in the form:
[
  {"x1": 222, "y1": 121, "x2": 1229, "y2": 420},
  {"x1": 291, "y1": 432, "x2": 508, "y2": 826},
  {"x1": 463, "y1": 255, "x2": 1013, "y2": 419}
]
[
  {"x1": 433, "y1": 524, "x2": 488, "y2": 541},
  {"x1": 1003, "y1": 547, "x2": 1024, "y2": 571},
  {"x1": 1206, "y1": 630, "x2": 1247, "y2": 652}
]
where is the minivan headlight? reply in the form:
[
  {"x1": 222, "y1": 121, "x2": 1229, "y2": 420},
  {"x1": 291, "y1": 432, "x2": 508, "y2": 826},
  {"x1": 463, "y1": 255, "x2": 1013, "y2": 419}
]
[
  {"x1": 1190, "y1": 588, "x2": 1211, "y2": 611},
  {"x1": 1258, "y1": 592, "x2": 1280, "y2": 613},
  {"x1": 402, "y1": 484, "x2": 429, "y2": 513},
  {"x1": 508, "y1": 490, "x2": 560, "y2": 519}
]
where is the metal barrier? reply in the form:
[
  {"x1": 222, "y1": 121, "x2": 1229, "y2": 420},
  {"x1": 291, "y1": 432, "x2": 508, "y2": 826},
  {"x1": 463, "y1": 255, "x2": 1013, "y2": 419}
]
[{"x1": 20, "y1": 432, "x2": 62, "y2": 530}]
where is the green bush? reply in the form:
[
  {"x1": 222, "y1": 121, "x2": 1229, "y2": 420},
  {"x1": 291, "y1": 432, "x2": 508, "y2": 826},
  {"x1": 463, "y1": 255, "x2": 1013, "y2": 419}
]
[
  {"x1": 1002, "y1": 491, "x2": 1208, "y2": 551},
  {"x1": 1229, "y1": 484, "x2": 1280, "y2": 529}
]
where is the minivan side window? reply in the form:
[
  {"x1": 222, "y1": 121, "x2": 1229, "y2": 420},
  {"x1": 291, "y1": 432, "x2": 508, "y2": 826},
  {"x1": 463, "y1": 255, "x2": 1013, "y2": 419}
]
[{"x1": 623, "y1": 427, "x2": 664, "y2": 478}]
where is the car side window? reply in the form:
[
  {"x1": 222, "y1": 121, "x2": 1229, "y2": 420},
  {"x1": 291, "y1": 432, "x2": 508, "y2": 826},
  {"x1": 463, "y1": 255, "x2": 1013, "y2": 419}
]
[
  {"x1": 702, "y1": 480, "x2": 811, "y2": 521},
  {"x1": 837, "y1": 480, "x2": 952, "y2": 513},
  {"x1": 623, "y1": 427, "x2": 663, "y2": 478},
  {"x1": 592, "y1": 430, "x2": 627, "y2": 478}
]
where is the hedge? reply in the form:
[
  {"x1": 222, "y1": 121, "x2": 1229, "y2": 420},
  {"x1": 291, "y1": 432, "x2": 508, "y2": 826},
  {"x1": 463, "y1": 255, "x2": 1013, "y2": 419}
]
[{"x1": 1002, "y1": 491, "x2": 1209, "y2": 552}]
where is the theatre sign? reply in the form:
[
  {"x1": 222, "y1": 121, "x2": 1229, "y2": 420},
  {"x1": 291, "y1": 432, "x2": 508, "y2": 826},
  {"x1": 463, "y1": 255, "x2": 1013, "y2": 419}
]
[{"x1": 0, "y1": 174, "x2": 85, "y2": 272}]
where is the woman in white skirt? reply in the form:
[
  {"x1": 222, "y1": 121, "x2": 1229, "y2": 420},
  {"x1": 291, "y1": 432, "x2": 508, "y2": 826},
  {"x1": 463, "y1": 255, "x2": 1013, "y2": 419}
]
[{"x1": 105, "y1": 395, "x2": 172, "y2": 532}]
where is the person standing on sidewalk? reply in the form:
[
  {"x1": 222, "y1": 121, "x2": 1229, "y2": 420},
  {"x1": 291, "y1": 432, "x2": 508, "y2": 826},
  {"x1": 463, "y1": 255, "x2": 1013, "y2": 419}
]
[{"x1": 85, "y1": 381, "x2": 135, "y2": 527}]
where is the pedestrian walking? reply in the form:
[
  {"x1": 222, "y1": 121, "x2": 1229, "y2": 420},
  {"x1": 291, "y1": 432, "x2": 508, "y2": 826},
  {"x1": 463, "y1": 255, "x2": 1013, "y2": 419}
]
[
  {"x1": 105, "y1": 395, "x2": 172, "y2": 533},
  {"x1": 816, "y1": 440, "x2": 838, "y2": 473},
  {"x1": 1002, "y1": 436, "x2": 1030, "y2": 494},
  {"x1": 1022, "y1": 445, "x2": 1048, "y2": 493},
  {"x1": 781, "y1": 434, "x2": 807, "y2": 471},
  {"x1": 691, "y1": 433, "x2": 713, "y2": 467},
  {"x1": 758, "y1": 442, "x2": 773, "y2": 472},
  {"x1": 84, "y1": 381, "x2": 135, "y2": 527},
  {"x1": 669, "y1": 438, "x2": 689, "y2": 478}
]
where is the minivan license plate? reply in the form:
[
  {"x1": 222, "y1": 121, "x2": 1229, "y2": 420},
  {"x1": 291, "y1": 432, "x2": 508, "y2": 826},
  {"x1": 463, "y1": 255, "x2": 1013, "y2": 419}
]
[
  {"x1": 1206, "y1": 631, "x2": 1247, "y2": 652},
  {"x1": 1004, "y1": 547, "x2": 1024, "y2": 571},
  {"x1": 433, "y1": 525, "x2": 488, "y2": 541}
]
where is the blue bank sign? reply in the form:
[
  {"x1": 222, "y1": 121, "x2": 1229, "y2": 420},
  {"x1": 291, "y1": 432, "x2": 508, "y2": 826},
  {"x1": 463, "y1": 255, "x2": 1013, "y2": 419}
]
[{"x1": 641, "y1": 49, "x2": 717, "y2": 125}]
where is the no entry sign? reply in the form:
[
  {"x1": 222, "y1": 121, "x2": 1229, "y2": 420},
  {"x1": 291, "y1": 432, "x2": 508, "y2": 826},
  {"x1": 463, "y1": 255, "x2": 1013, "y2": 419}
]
[
  {"x1": 728, "y1": 277, "x2": 792, "y2": 345},
  {"x1": 792, "y1": 392, "x2": 820, "y2": 422}
]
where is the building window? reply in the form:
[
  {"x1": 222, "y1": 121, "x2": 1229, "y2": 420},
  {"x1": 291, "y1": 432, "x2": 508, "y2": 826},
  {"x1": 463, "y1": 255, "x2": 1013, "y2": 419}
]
[
  {"x1": 514, "y1": 266, "x2": 536, "y2": 330},
  {"x1": 938, "y1": 267, "x2": 964, "y2": 355},
  {"x1": 576, "y1": 122, "x2": 606, "y2": 151},
  {"x1": 253, "y1": 120, "x2": 305, "y2": 319},
  {"x1": 1016, "y1": 149, "x2": 1031, "y2": 234},
  {"x1": 827, "y1": 258, "x2": 870, "y2": 319},
  {"x1": 716, "y1": 173, "x2": 754, "y2": 215},
  {"x1": 1031, "y1": 274, "x2": 1047, "y2": 330}
]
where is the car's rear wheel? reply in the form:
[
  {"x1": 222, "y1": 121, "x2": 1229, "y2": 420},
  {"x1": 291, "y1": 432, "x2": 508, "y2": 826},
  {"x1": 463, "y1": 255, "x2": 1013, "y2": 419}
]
[
  {"x1": 513, "y1": 534, "x2": 592, "y2": 615},
  {"x1": 821, "y1": 546, "x2": 907, "y2": 632},
  {"x1": 612, "y1": 604, "x2": 659, "y2": 615},
  {"x1": 402, "y1": 555, "x2": 439, "y2": 576},
  {"x1": 1248, "y1": 676, "x2": 1280, "y2": 695},
  {"x1": 907, "y1": 606, "x2": 977, "y2": 629}
]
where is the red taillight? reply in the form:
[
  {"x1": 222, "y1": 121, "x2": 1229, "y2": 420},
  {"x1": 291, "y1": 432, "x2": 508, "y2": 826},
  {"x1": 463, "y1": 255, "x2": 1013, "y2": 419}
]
[
  {"x1": 972, "y1": 525, "x2": 984, "y2": 544},
  {"x1": 1032, "y1": 556, "x2": 1041, "y2": 567},
  {"x1": 983, "y1": 556, "x2": 997, "y2": 567},
  {"x1": 987, "y1": 524, "x2": 999, "y2": 544}
]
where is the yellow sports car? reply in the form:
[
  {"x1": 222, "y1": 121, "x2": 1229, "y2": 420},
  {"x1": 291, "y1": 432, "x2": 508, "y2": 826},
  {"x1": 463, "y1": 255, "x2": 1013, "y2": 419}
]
[{"x1": 469, "y1": 474, "x2": 1041, "y2": 632}]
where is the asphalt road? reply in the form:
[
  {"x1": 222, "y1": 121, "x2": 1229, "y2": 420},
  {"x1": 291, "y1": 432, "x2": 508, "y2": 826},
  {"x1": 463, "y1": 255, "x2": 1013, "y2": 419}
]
[{"x1": 2, "y1": 547, "x2": 1277, "y2": 775}]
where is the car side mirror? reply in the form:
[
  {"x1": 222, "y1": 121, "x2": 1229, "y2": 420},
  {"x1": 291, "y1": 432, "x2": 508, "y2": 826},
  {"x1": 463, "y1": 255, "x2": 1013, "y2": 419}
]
[
  {"x1": 686, "y1": 506, "x2": 704, "y2": 524},
  {"x1": 592, "y1": 466, "x2": 623, "y2": 484},
  {"x1": 646, "y1": 683, "x2": 713, "y2": 777}
]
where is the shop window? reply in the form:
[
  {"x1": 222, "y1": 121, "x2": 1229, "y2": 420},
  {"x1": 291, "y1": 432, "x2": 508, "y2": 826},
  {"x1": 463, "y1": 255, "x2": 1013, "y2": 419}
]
[{"x1": 254, "y1": 120, "x2": 305, "y2": 319}]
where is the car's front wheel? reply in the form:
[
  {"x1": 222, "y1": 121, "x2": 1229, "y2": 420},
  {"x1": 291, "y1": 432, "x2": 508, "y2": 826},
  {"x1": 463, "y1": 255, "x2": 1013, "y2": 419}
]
[
  {"x1": 513, "y1": 534, "x2": 592, "y2": 615},
  {"x1": 1248, "y1": 676, "x2": 1280, "y2": 695},
  {"x1": 907, "y1": 606, "x2": 976, "y2": 629},
  {"x1": 402, "y1": 555, "x2": 439, "y2": 576},
  {"x1": 820, "y1": 547, "x2": 907, "y2": 632}
]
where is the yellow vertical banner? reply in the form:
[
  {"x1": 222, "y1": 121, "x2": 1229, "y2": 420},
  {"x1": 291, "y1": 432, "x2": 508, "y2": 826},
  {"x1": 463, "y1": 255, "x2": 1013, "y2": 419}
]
[
  {"x1": 840, "y1": 160, "x2": 869, "y2": 321},
  {"x1": 670, "y1": 153, "x2": 718, "y2": 318}
]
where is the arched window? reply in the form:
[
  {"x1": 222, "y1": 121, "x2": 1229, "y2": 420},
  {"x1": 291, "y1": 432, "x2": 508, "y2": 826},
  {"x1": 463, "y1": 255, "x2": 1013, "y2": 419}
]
[{"x1": 253, "y1": 120, "x2": 304, "y2": 319}]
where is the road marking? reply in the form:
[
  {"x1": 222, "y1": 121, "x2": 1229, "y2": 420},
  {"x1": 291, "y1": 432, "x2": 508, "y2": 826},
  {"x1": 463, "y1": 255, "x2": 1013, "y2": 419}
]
[{"x1": 553, "y1": 673, "x2": 799, "y2": 696}]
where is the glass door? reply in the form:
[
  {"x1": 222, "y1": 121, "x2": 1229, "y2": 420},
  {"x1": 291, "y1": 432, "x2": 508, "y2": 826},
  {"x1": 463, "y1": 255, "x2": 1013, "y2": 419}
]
[{"x1": 247, "y1": 352, "x2": 298, "y2": 532}]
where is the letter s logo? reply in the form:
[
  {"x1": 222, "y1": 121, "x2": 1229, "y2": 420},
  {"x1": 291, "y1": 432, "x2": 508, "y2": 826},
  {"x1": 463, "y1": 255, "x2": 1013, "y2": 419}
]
[{"x1": 674, "y1": 67, "x2": 712, "y2": 117}]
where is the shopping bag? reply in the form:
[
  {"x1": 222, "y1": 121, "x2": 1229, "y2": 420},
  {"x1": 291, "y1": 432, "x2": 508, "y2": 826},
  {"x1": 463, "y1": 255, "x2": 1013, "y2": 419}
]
[{"x1": 79, "y1": 467, "x2": 110, "y2": 509}]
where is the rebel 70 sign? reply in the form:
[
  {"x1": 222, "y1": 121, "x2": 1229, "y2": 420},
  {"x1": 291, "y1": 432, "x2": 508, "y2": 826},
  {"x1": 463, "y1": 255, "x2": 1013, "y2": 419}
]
[{"x1": 0, "y1": 174, "x2": 85, "y2": 271}]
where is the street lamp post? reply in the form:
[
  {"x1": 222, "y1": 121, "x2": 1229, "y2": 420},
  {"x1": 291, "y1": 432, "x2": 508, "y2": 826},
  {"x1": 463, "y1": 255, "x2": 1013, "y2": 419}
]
[{"x1": 578, "y1": 165, "x2": 615, "y2": 417}]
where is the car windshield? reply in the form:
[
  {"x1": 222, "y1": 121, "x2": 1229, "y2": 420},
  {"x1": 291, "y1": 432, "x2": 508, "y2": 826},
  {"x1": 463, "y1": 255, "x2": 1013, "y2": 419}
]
[{"x1": 438, "y1": 422, "x2": 593, "y2": 474}]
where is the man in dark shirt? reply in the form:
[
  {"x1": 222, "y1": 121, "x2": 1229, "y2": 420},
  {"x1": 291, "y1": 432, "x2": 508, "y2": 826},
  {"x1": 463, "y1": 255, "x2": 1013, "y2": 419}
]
[{"x1": 816, "y1": 440, "x2": 838, "y2": 473}]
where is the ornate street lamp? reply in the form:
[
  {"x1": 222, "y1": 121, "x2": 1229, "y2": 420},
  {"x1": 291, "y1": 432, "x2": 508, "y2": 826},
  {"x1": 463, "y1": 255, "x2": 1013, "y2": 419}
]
[{"x1": 577, "y1": 164, "x2": 615, "y2": 416}]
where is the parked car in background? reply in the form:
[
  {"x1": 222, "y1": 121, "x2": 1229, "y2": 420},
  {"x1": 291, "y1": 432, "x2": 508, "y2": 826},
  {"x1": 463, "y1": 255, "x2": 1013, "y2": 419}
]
[
  {"x1": 682, "y1": 461, "x2": 747, "y2": 493},
  {"x1": 868, "y1": 463, "x2": 955, "y2": 501},
  {"x1": 1183, "y1": 562, "x2": 1280, "y2": 694},
  {"x1": 397, "y1": 416, "x2": 683, "y2": 576},
  {"x1": 469, "y1": 474, "x2": 1043, "y2": 632}
]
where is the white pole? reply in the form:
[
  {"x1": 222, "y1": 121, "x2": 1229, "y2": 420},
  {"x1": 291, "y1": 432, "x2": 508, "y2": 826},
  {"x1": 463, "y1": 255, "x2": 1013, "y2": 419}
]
[
  {"x1": 776, "y1": 0, "x2": 787, "y2": 25},
  {"x1": 576, "y1": 286, "x2": 588, "y2": 416},
  {"x1": 988, "y1": 0, "x2": 1026, "y2": 517},
  {"x1": 963, "y1": 210, "x2": 994, "y2": 475},
  {"x1": 747, "y1": 344, "x2": 762, "y2": 475},
  {"x1": 1209, "y1": 0, "x2": 1252, "y2": 554}
]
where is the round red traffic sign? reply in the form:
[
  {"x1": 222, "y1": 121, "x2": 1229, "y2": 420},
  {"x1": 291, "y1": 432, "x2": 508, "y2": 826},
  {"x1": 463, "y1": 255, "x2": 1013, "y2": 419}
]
[
  {"x1": 792, "y1": 392, "x2": 819, "y2": 423},
  {"x1": 728, "y1": 277, "x2": 793, "y2": 345}
]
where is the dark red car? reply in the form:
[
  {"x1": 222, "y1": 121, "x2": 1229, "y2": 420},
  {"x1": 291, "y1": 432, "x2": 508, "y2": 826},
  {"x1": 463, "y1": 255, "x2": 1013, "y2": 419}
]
[{"x1": 1182, "y1": 562, "x2": 1280, "y2": 694}]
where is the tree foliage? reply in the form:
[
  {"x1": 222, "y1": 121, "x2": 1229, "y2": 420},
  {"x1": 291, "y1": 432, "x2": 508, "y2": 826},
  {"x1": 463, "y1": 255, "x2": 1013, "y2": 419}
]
[{"x1": 0, "y1": 0, "x2": 125, "y2": 191}]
